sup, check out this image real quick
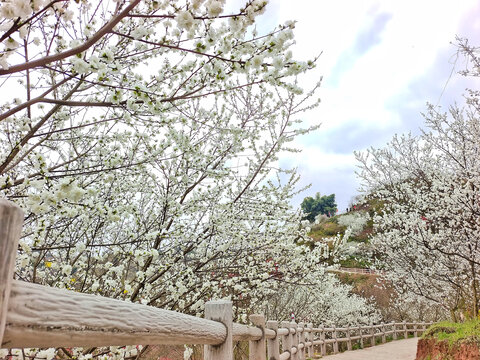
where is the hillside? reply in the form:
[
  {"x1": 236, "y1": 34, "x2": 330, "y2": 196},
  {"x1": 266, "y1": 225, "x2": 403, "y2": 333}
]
[
  {"x1": 305, "y1": 199, "x2": 417, "y2": 320},
  {"x1": 306, "y1": 199, "x2": 379, "y2": 269}
]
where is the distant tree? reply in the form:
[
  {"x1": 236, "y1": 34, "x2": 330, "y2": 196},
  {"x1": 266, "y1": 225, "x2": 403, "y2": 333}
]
[
  {"x1": 355, "y1": 38, "x2": 480, "y2": 320},
  {"x1": 301, "y1": 193, "x2": 337, "y2": 222}
]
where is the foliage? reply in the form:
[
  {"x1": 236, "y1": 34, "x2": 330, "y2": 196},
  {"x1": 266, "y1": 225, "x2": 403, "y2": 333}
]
[
  {"x1": 308, "y1": 217, "x2": 343, "y2": 240},
  {"x1": 423, "y1": 320, "x2": 480, "y2": 345},
  {"x1": 356, "y1": 38, "x2": 480, "y2": 320},
  {"x1": 0, "y1": 0, "x2": 377, "y2": 359},
  {"x1": 300, "y1": 192, "x2": 337, "y2": 222}
]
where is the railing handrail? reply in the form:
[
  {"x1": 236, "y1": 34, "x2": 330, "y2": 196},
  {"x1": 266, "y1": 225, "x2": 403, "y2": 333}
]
[
  {"x1": 0, "y1": 199, "x2": 433, "y2": 360},
  {"x1": 336, "y1": 267, "x2": 385, "y2": 275}
]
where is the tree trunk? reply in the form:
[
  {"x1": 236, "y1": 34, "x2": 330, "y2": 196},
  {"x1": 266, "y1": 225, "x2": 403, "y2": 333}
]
[{"x1": 470, "y1": 260, "x2": 478, "y2": 318}]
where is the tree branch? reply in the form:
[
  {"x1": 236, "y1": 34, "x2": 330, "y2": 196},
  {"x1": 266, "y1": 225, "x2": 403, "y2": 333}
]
[{"x1": 0, "y1": 0, "x2": 141, "y2": 75}]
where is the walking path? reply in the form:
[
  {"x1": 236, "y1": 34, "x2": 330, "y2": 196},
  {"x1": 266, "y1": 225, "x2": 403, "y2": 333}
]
[{"x1": 320, "y1": 338, "x2": 418, "y2": 360}]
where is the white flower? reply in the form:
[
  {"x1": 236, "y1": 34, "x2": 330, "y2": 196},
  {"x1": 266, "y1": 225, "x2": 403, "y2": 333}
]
[
  {"x1": 37, "y1": 349, "x2": 56, "y2": 360},
  {"x1": 191, "y1": 0, "x2": 205, "y2": 11},
  {"x1": 285, "y1": 20, "x2": 296, "y2": 29},
  {"x1": 136, "y1": 271, "x2": 145, "y2": 281},
  {"x1": 68, "y1": 184, "x2": 86, "y2": 202},
  {"x1": 83, "y1": 25, "x2": 92, "y2": 37},
  {"x1": 13, "y1": 0, "x2": 32, "y2": 19},
  {"x1": 75, "y1": 243, "x2": 86, "y2": 253},
  {"x1": 4, "y1": 37, "x2": 19, "y2": 50},
  {"x1": 0, "y1": 2, "x2": 18, "y2": 19},
  {"x1": 18, "y1": 24, "x2": 28, "y2": 39},
  {"x1": 206, "y1": 0, "x2": 224, "y2": 17},
  {"x1": 251, "y1": 55, "x2": 263, "y2": 68},
  {"x1": 100, "y1": 48, "x2": 114, "y2": 62},
  {"x1": 62, "y1": 264, "x2": 72, "y2": 275},
  {"x1": 31, "y1": 202, "x2": 48, "y2": 214},
  {"x1": 18, "y1": 253, "x2": 29, "y2": 268},
  {"x1": 105, "y1": 279, "x2": 116, "y2": 287},
  {"x1": 71, "y1": 56, "x2": 89, "y2": 73},
  {"x1": 0, "y1": 55, "x2": 8, "y2": 70},
  {"x1": 131, "y1": 26, "x2": 148, "y2": 40},
  {"x1": 53, "y1": 2, "x2": 65, "y2": 13},
  {"x1": 62, "y1": 9, "x2": 74, "y2": 22},
  {"x1": 272, "y1": 56, "x2": 283, "y2": 70},
  {"x1": 32, "y1": 0, "x2": 45, "y2": 11},
  {"x1": 229, "y1": 17, "x2": 243, "y2": 33},
  {"x1": 70, "y1": 39, "x2": 81, "y2": 48},
  {"x1": 183, "y1": 345, "x2": 194, "y2": 360},
  {"x1": 0, "y1": 20, "x2": 13, "y2": 31},
  {"x1": 175, "y1": 10, "x2": 195, "y2": 30}
]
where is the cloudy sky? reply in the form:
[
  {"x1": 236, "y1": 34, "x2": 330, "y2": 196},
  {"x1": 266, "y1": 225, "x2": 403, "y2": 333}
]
[{"x1": 249, "y1": 0, "x2": 480, "y2": 212}]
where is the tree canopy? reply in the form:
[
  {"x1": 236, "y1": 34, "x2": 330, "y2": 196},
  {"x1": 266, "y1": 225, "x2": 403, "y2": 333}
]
[
  {"x1": 0, "y1": 1, "x2": 376, "y2": 359},
  {"x1": 301, "y1": 192, "x2": 337, "y2": 222},
  {"x1": 356, "y1": 38, "x2": 480, "y2": 321}
]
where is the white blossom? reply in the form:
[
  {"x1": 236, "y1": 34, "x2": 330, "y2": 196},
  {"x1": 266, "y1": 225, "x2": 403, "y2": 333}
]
[
  {"x1": 4, "y1": 37, "x2": 19, "y2": 50},
  {"x1": 251, "y1": 55, "x2": 263, "y2": 68},
  {"x1": 205, "y1": 0, "x2": 224, "y2": 17},
  {"x1": 176, "y1": 10, "x2": 195, "y2": 30},
  {"x1": 62, "y1": 264, "x2": 72, "y2": 275},
  {"x1": 183, "y1": 345, "x2": 193, "y2": 360},
  {"x1": 71, "y1": 56, "x2": 90, "y2": 73}
]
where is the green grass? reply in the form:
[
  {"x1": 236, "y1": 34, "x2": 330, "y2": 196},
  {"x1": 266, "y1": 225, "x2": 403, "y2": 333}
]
[
  {"x1": 422, "y1": 320, "x2": 480, "y2": 345},
  {"x1": 339, "y1": 256, "x2": 372, "y2": 268}
]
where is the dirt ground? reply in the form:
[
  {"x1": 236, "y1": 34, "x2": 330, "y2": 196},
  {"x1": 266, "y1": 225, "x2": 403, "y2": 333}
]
[{"x1": 416, "y1": 338, "x2": 480, "y2": 360}]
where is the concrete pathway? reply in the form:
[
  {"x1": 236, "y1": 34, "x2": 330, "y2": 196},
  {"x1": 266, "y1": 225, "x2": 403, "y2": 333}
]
[{"x1": 320, "y1": 338, "x2": 418, "y2": 360}]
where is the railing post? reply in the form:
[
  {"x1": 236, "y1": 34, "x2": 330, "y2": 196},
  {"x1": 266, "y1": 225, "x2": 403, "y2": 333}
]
[
  {"x1": 320, "y1": 325, "x2": 326, "y2": 356},
  {"x1": 333, "y1": 325, "x2": 338, "y2": 354},
  {"x1": 358, "y1": 325, "x2": 363, "y2": 348},
  {"x1": 381, "y1": 322, "x2": 386, "y2": 343},
  {"x1": 346, "y1": 325, "x2": 352, "y2": 351},
  {"x1": 370, "y1": 324, "x2": 375, "y2": 346},
  {"x1": 291, "y1": 321, "x2": 298, "y2": 360},
  {"x1": 267, "y1": 320, "x2": 280, "y2": 360},
  {"x1": 0, "y1": 199, "x2": 24, "y2": 346},
  {"x1": 204, "y1": 300, "x2": 233, "y2": 360},
  {"x1": 281, "y1": 321, "x2": 291, "y2": 359},
  {"x1": 307, "y1": 323, "x2": 314, "y2": 358},
  {"x1": 421, "y1": 321, "x2": 425, "y2": 335},
  {"x1": 249, "y1": 314, "x2": 266, "y2": 360},
  {"x1": 392, "y1": 322, "x2": 397, "y2": 340},
  {"x1": 403, "y1": 320, "x2": 407, "y2": 339},
  {"x1": 414, "y1": 323, "x2": 418, "y2": 337},
  {"x1": 298, "y1": 322, "x2": 305, "y2": 360}
]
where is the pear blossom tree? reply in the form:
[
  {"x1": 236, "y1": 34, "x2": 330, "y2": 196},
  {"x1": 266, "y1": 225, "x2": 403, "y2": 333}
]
[
  {"x1": 355, "y1": 39, "x2": 480, "y2": 320},
  {"x1": 265, "y1": 273, "x2": 380, "y2": 326},
  {"x1": 0, "y1": 0, "x2": 378, "y2": 359}
]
